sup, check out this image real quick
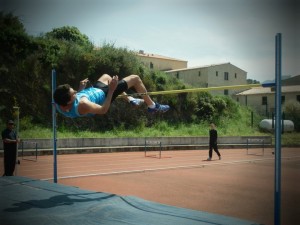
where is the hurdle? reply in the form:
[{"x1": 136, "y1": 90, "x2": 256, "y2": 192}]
[
  {"x1": 21, "y1": 141, "x2": 38, "y2": 161},
  {"x1": 144, "y1": 139, "x2": 162, "y2": 159},
  {"x1": 246, "y1": 138, "x2": 265, "y2": 156}
]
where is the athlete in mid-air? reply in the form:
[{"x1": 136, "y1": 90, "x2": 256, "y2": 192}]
[{"x1": 53, "y1": 74, "x2": 170, "y2": 118}]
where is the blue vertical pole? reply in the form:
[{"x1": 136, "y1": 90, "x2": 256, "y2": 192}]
[
  {"x1": 274, "y1": 33, "x2": 282, "y2": 225},
  {"x1": 52, "y1": 69, "x2": 58, "y2": 183}
]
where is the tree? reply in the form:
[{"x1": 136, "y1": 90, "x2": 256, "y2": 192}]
[
  {"x1": 45, "y1": 26, "x2": 93, "y2": 49},
  {"x1": 0, "y1": 12, "x2": 33, "y2": 119},
  {"x1": 0, "y1": 12, "x2": 32, "y2": 65},
  {"x1": 247, "y1": 79, "x2": 260, "y2": 84}
]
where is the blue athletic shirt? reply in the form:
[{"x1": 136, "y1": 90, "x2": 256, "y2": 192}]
[{"x1": 56, "y1": 87, "x2": 106, "y2": 118}]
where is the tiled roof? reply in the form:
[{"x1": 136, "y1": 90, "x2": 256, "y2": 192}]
[
  {"x1": 136, "y1": 52, "x2": 187, "y2": 62},
  {"x1": 165, "y1": 62, "x2": 247, "y2": 73}
]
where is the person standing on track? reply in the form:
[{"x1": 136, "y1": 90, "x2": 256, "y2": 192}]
[
  {"x1": 54, "y1": 74, "x2": 170, "y2": 118},
  {"x1": 2, "y1": 120, "x2": 20, "y2": 176},
  {"x1": 207, "y1": 123, "x2": 221, "y2": 161}
]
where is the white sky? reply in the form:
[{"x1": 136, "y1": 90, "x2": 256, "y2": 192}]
[{"x1": 1, "y1": 0, "x2": 299, "y2": 82}]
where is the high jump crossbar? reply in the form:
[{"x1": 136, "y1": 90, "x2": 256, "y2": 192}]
[{"x1": 126, "y1": 83, "x2": 274, "y2": 97}]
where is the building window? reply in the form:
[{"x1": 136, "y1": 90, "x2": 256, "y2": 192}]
[
  {"x1": 281, "y1": 96, "x2": 285, "y2": 104},
  {"x1": 236, "y1": 97, "x2": 239, "y2": 102},
  {"x1": 224, "y1": 89, "x2": 229, "y2": 95},
  {"x1": 216, "y1": 71, "x2": 218, "y2": 76},
  {"x1": 150, "y1": 62, "x2": 153, "y2": 69},
  {"x1": 198, "y1": 71, "x2": 201, "y2": 76},
  {"x1": 262, "y1": 96, "x2": 268, "y2": 105},
  {"x1": 235, "y1": 73, "x2": 237, "y2": 78},
  {"x1": 297, "y1": 95, "x2": 300, "y2": 102},
  {"x1": 176, "y1": 72, "x2": 179, "y2": 79},
  {"x1": 224, "y1": 72, "x2": 229, "y2": 80}
]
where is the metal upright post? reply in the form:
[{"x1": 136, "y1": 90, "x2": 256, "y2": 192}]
[
  {"x1": 144, "y1": 138, "x2": 147, "y2": 157},
  {"x1": 274, "y1": 33, "x2": 282, "y2": 225},
  {"x1": 13, "y1": 106, "x2": 20, "y2": 175},
  {"x1": 52, "y1": 69, "x2": 58, "y2": 183},
  {"x1": 159, "y1": 142, "x2": 162, "y2": 159},
  {"x1": 281, "y1": 112, "x2": 285, "y2": 134}
]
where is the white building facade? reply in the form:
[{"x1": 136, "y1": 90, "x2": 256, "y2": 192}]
[
  {"x1": 235, "y1": 85, "x2": 300, "y2": 116},
  {"x1": 165, "y1": 63, "x2": 247, "y2": 96}
]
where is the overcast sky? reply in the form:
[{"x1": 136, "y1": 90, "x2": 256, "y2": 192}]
[{"x1": 1, "y1": 0, "x2": 299, "y2": 82}]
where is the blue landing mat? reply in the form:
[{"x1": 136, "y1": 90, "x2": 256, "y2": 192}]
[{"x1": 0, "y1": 176, "x2": 259, "y2": 225}]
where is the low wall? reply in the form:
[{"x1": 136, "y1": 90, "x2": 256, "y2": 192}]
[{"x1": 0, "y1": 136, "x2": 272, "y2": 156}]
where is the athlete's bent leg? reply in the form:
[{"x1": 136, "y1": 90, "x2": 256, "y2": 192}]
[{"x1": 123, "y1": 75, "x2": 170, "y2": 113}]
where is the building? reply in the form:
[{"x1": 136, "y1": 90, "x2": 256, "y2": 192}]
[
  {"x1": 136, "y1": 50, "x2": 187, "y2": 71},
  {"x1": 235, "y1": 75, "x2": 300, "y2": 116},
  {"x1": 235, "y1": 85, "x2": 300, "y2": 116},
  {"x1": 165, "y1": 63, "x2": 247, "y2": 96},
  {"x1": 136, "y1": 51, "x2": 248, "y2": 96},
  {"x1": 282, "y1": 74, "x2": 300, "y2": 86}
]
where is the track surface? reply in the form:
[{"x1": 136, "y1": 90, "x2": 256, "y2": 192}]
[{"x1": 1, "y1": 148, "x2": 299, "y2": 225}]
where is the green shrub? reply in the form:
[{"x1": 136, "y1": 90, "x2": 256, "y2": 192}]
[{"x1": 284, "y1": 100, "x2": 300, "y2": 131}]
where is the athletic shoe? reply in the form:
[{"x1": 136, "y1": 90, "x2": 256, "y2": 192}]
[
  {"x1": 130, "y1": 98, "x2": 144, "y2": 106},
  {"x1": 207, "y1": 157, "x2": 211, "y2": 161},
  {"x1": 148, "y1": 103, "x2": 170, "y2": 113},
  {"x1": 219, "y1": 156, "x2": 221, "y2": 160}
]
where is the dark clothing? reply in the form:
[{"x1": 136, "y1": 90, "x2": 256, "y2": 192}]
[
  {"x1": 94, "y1": 79, "x2": 128, "y2": 102},
  {"x1": 209, "y1": 129, "x2": 221, "y2": 158},
  {"x1": 2, "y1": 128, "x2": 17, "y2": 176},
  {"x1": 209, "y1": 129, "x2": 218, "y2": 145}
]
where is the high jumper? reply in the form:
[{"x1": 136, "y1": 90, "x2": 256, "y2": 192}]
[{"x1": 53, "y1": 74, "x2": 170, "y2": 118}]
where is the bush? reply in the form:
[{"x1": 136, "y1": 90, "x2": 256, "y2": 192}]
[{"x1": 284, "y1": 100, "x2": 300, "y2": 131}]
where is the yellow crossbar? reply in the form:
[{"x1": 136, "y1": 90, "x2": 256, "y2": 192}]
[{"x1": 127, "y1": 83, "x2": 262, "y2": 97}]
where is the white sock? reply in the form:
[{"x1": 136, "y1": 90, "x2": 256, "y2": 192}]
[
  {"x1": 148, "y1": 102, "x2": 156, "y2": 108},
  {"x1": 127, "y1": 96, "x2": 134, "y2": 102}
]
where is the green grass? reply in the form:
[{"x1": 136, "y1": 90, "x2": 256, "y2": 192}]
[
  {"x1": 279, "y1": 132, "x2": 300, "y2": 146},
  {"x1": 17, "y1": 121, "x2": 261, "y2": 138}
]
